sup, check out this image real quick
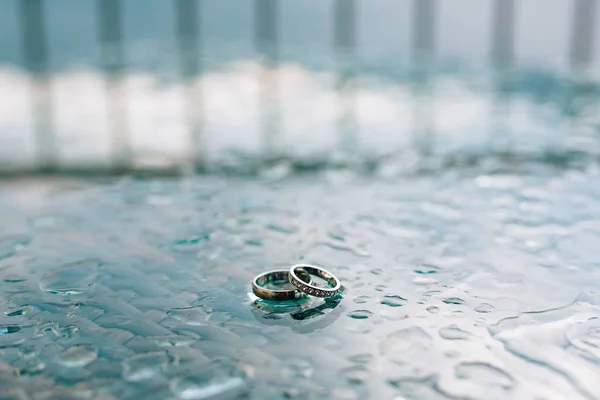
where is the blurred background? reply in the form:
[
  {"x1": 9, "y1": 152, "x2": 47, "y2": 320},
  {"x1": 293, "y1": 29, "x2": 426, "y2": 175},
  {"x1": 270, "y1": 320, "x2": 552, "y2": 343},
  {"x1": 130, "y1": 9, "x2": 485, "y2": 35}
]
[
  {"x1": 1, "y1": 0, "x2": 599, "y2": 175},
  {"x1": 4, "y1": 2, "x2": 600, "y2": 399}
]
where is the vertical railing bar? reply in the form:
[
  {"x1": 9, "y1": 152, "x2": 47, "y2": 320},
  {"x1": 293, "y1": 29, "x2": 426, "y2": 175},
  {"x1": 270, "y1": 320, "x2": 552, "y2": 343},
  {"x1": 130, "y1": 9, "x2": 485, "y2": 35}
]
[
  {"x1": 175, "y1": 0, "x2": 204, "y2": 171},
  {"x1": 490, "y1": 0, "x2": 515, "y2": 155},
  {"x1": 255, "y1": 0, "x2": 280, "y2": 163},
  {"x1": 19, "y1": 0, "x2": 56, "y2": 172},
  {"x1": 570, "y1": 0, "x2": 596, "y2": 69},
  {"x1": 567, "y1": 0, "x2": 597, "y2": 157},
  {"x1": 333, "y1": 0, "x2": 358, "y2": 161},
  {"x1": 491, "y1": 0, "x2": 515, "y2": 70},
  {"x1": 411, "y1": 0, "x2": 436, "y2": 157},
  {"x1": 412, "y1": 0, "x2": 436, "y2": 63},
  {"x1": 97, "y1": 0, "x2": 131, "y2": 173}
]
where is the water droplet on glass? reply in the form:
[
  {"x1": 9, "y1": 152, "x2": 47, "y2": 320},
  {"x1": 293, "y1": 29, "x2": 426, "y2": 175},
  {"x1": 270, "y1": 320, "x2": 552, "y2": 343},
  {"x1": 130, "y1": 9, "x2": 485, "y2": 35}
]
[
  {"x1": 455, "y1": 362, "x2": 514, "y2": 389},
  {"x1": 340, "y1": 365, "x2": 369, "y2": 385},
  {"x1": 0, "y1": 235, "x2": 30, "y2": 259},
  {"x1": 474, "y1": 303, "x2": 495, "y2": 313},
  {"x1": 439, "y1": 325, "x2": 471, "y2": 340},
  {"x1": 122, "y1": 351, "x2": 174, "y2": 382},
  {"x1": 353, "y1": 295, "x2": 370, "y2": 304},
  {"x1": 56, "y1": 344, "x2": 98, "y2": 367},
  {"x1": 173, "y1": 235, "x2": 210, "y2": 253},
  {"x1": 426, "y1": 305, "x2": 439, "y2": 314},
  {"x1": 20, "y1": 360, "x2": 45, "y2": 376},
  {"x1": 59, "y1": 325, "x2": 80, "y2": 340},
  {"x1": 149, "y1": 335, "x2": 198, "y2": 347},
  {"x1": 283, "y1": 358, "x2": 314, "y2": 379},
  {"x1": 370, "y1": 269, "x2": 383, "y2": 275},
  {"x1": 2, "y1": 276, "x2": 26, "y2": 283},
  {"x1": 380, "y1": 295, "x2": 407, "y2": 307},
  {"x1": 347, "y1": 310, "x2": 373, "y2": 320},
  {"x1": 167, "y1": 305, "x2": 212, "y2": 325},
  {"x1": 348, "y1": 353, "x2": 373, "y2": 364},
  {"x1": 39, "y1": 260, "x2": 99, "y2": 296},
  {"x1": 170, "y1": 362, "x2": 247, "y2": 400},
  {"x1": 0, "y1": 325, "x2": 21, "y2": 335},
  {"x1": 379, "y1": 327, "x2": 432, "y2": 356},
  {"x1": 4, "y1": 306, "x2": 35, "y2": 317},
  {"x1": 244, "y1": 238, "x2": 262, "y2": 247},
  {"x1": 387, "y1": 376, "x2": 441, "y2": 398},
  {"x1": 442, "y1": 297, "x2": 465, "y2": 305},
  {"x1": 413, "y1": 276, "x2": 439, "y2": 286},
  {"x1": 262, "y1": 313, "x2": 284, "y2": 320},
  {"x1": 414, "y1": 264, "x2": 440, "y2": 274}
]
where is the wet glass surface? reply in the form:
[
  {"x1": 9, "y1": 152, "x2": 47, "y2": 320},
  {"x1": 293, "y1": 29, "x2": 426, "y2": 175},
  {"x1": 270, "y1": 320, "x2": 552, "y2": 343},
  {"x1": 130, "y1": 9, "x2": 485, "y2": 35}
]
[{"x1": 1, "y1": 167, "x2": 600, "y2": 399}]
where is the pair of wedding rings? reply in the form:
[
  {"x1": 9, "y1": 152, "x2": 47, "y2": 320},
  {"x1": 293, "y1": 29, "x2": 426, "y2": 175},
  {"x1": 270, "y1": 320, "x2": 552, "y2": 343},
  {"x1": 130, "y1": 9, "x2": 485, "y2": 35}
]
[{"x1": 251, "y1": 264, "x2": 342, "y2": 301}]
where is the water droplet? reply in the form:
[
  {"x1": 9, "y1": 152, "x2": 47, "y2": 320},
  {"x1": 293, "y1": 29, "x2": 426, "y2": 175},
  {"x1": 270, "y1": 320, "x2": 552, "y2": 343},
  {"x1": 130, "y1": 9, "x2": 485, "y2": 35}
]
[
  {"x1": 348, "y1": 353, "x2": 373, "y2": 364},
  {"x1": 0, "y1": 235, "x2": 30, "y2": 259},
  {"x1": 283, "y1": 359, "x2": 313, "y2": 379},
  {"x1": 379, "y1": 327, "x2": 432, "y2": 356},
  {"x1": 439, "y1": 325, "x2": 471, "y2": 340},
  {"x1": 196, "y1": 242, "x2": 222, "y2": 261},
  {"x1": 455, "y1": 362, "x2": 514, "y2": 389},
  {"x1": 244, "y1": 238, "x2": 262, "y2": 247},
  {"x1": 173, "y1": 235, "x2": 210, "y2": 253},
  {"x1": 387, "y1": 376, "x2": 441, "y2": 398},
  {"x1": 59, "y1": 325, "x2": 80, "y2": 340},
  {"x1": 347, "y1": 310, "x2": 373, "y2": 320},
  {"x1": 36, "y1": 322, "x2": 59, "y2": 336},
  {"x1": 380, "y1": 295, "x2": 407, "y2": 307},
  {"x1": 39, "y1": 260, "x2": 99, "y2": 296},
  {"x1": 475, "y1": 303, "x2": 495, "y2": 313},
  {"x1": 2, "y1": 276, "x2": 26, "y2": 283},
  {"x1": 380, "y1": 308, "x2": 407, "y2": 321},
  {"x1": 167, "y1": 305, "x2": 212, "y2": 325},
  {"x1": 19, "y1": 360, "x2": 45, "y2": 376},
  {"x1": 340, "y1": 365, "x2": 369, "y2": 385},
  {"x1": 442, "y1": 297, "x2": 465, "y2": 305},
  {"x1": 122, "y1": 351, "x2": 174, "y2": 382},
  {"x1": 370, "y1": 269, "x2": 383, "y2": 275},
  {"x1": 262, "y1": 313, "x2": 284, "y2": 320},
  {"x1": 413, "y1": 276, "x2": 439, "y2": 286},
  {"x1": 0, "y1": 325, "x2": 21, "y2": 335},
  {"x1": 266, "y1": 222, "x2": 298, "y2": 235},
  {"x1": 414, "y1": 264, "x2": 440, "y2": 274},
  {"x1": 353, "y1": 295, "x2": 370, "y2": 304},
  {"x1": 4, "y1": 306, "x2": 35, "y2": 317},
  {"x1": 149, "y1": 335, "x2": 198, "y2": 347},
  {"x1": 426, "y1": 305, "x2": 439, "y2": 314},
  {"x1": 169, "y1": 361, "x2": 248, "y2": 400},
  {"x1": 56, "y1": 344, "x2": 98, "y2": 367}
]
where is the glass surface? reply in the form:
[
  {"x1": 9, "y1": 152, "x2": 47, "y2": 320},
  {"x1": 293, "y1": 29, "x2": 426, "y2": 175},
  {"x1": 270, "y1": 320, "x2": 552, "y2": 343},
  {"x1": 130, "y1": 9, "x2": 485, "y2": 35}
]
[{"x1": 1, "y1": 170, "x2": 599, "y2": 399}]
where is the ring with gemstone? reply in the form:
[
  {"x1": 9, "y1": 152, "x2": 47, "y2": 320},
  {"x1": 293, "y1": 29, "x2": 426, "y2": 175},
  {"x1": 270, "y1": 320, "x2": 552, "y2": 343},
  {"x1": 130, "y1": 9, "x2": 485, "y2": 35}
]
[
  {"x1": 251, "y1": 269, "x2": 312, "y2": 301},
  {"x1": 288, "y1": 264, "x2": 342, "y2": 298}
]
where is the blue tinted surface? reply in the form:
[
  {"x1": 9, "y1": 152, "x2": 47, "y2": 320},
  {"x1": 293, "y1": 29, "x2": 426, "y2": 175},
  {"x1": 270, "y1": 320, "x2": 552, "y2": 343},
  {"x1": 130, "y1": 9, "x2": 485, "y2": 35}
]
[{"x1": 1, "y1": 168, "x2": 600, "y2": 399}]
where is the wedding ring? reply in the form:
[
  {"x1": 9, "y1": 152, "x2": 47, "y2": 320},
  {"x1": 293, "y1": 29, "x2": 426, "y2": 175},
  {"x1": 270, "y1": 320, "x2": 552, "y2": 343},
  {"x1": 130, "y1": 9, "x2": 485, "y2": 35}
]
[
  {"x1": 251, "y1": 269, "x2": 312, "y2": 301},
  {"x1": 288, "y1": 264, "x2": 342, "y2": 298}
]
